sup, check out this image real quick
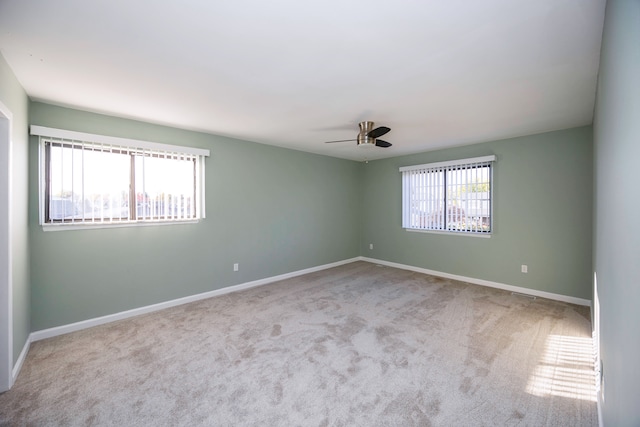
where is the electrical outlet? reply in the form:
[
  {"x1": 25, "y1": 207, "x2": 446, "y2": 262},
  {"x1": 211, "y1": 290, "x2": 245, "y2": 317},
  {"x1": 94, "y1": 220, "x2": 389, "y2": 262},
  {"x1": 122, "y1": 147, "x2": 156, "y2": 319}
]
[
  {"x1": 369, "y1": 243, "x2": 374, "y2": 250},
  {"x1": 233, "y1": 263, "x2": 239, "y2": 272},
  {"x1": 521, "y1": 265, "x2": 528, "y2": 273}
]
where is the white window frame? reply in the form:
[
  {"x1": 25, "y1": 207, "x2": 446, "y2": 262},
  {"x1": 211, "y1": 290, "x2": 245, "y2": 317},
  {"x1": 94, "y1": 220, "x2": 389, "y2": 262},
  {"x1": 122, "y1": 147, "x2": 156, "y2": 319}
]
[
  {"x1": 400, "y1": 155, "x2": 495, "y2": 237},
  {"x1": 31, "y1": 126, "x2": 210, "y2": 231}
]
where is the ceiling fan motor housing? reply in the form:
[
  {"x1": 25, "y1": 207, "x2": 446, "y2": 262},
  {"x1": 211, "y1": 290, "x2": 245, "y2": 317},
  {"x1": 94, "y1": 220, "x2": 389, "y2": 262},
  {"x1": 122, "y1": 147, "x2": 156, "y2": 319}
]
[{"x1": 357, "y1": 121, "x2": 376, "y2": 146}]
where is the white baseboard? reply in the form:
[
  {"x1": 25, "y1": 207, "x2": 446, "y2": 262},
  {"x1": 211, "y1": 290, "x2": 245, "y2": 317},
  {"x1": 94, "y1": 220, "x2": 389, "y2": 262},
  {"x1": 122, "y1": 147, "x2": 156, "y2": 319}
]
[
  {"x1": 12, "y1": 336, "x2": 30, "y2": 385},
  {"x1": 597, "y1": 394, "x2": 603, "y2": 427},
  {"x1": 359, "y1": 256, "x2": 591, "y2": 306},
  {"x1": 19, "y1": 255, "x2": 589, "y2": 386},
  {"x1": 31, "y1": 257, "x2": 360, "y2": 342}
]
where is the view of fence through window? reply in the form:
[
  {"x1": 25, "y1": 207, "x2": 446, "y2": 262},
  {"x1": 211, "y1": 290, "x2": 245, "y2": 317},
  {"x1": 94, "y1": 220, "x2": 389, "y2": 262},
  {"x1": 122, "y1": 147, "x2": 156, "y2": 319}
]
[
  {"x1": 46, "y1": 141, "x2": 197, "y2": 223},
  {"x1": 401, "y1": 158, "x2": 493, "y2": 233}
]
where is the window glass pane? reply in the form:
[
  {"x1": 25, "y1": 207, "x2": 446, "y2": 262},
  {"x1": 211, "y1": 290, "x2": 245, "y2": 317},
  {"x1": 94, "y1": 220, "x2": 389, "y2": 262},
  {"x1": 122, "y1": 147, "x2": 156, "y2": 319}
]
[
  {"x1": 135, "y1": 154, "x2": 195, "y2": 220},
  {"x1": 48, "y1": 144, "x2": 130, "y2": 221},
  {"x1": 410, "y1": 170, "x2": 445, "y2": 229},
  {"x1": 446, "y1": 165, "x2": 490, "y2": 232}
]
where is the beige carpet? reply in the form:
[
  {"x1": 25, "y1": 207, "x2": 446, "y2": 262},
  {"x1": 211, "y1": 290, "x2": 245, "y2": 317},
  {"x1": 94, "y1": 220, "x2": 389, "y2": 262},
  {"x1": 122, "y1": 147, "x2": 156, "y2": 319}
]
[{"x1": 0, "y1": 261, "x2": 597, "y2": 426}]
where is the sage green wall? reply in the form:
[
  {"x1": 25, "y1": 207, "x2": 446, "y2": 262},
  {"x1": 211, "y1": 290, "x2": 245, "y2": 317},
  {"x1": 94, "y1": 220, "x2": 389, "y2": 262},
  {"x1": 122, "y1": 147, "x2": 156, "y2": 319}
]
[
  {"x1": 593, "y1": 1, "x2": 640, "y2": 425},
  {"x1": 0, "y1": 54, "x2": 30, "y2": 367},
  {"x1": 361, "y1": 127, "x2": 593, "y2": 300},
  {"x1": 29, "y1": 102, "x2": 362, "y2": 330}
]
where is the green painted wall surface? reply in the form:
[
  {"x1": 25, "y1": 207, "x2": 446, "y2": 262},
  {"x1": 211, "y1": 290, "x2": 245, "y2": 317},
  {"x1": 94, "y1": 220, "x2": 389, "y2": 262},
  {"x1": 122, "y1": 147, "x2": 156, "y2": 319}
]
[
  {"x1": 361, "y1": 127, "x2": 593, "y2": 300},
  {"x1": 29, "y1": 102, "x2": 362, "y2": 330},
  {"x1": 0, "y1": 53, "x2": 30, "y2": 366},
  {"x1": 593, "y1": 1, "x2": 640, "y2": 425}
]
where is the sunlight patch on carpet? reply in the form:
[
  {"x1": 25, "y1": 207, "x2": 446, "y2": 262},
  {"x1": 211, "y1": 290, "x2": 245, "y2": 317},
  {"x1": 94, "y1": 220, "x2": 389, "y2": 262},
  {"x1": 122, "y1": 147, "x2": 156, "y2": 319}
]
[{"x1": 526, "y1": 335, "x2": 596, "y2": 402}]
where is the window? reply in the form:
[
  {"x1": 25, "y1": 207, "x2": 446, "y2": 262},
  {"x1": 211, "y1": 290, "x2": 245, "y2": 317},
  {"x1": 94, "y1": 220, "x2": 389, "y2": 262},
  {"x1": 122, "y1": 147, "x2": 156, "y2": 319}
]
[
  {"x1": 400, "y1": 155, "x2": 495, "y2": 235},
  {"x1": 31, "y1": 126, "x2": 210, "y2": 229}
]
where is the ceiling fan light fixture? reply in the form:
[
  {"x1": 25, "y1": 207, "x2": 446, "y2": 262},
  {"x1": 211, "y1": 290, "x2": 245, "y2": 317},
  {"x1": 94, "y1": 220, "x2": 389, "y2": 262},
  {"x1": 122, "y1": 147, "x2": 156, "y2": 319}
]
[
  {"x1": 357, "y1": 140, "x2": 376, "y2": 147},
  {"x1": 356, "y1": 134, "x2": 375, "y2": 147}
]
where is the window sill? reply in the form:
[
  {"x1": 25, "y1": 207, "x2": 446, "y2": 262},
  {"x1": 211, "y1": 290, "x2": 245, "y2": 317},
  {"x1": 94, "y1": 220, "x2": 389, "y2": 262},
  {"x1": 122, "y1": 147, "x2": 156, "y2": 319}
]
[
  {"x1": 405, "y1": 228, "x2": 492, "y2": 238},
  {"x1": 42, "y1": 219, "x2": 201, "y2": 232}
]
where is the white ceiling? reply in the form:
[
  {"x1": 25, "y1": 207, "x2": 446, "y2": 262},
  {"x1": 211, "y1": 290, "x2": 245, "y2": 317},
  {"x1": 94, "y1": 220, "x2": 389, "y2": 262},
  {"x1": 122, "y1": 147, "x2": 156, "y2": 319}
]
[{"x1": 0, "y1": 0, "x2": 606, "y2": 161}]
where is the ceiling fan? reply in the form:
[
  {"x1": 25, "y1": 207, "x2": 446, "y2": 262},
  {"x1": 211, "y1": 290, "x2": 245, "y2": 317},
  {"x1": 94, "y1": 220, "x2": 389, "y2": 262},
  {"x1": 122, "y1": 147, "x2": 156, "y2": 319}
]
[{"x1": 324, "y1": 121, "x2": 392, "y2": 148}]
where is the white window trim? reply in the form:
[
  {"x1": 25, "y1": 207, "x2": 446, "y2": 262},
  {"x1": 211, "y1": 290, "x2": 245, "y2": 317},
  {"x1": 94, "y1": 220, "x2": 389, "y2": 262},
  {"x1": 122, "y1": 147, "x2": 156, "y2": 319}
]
[
  {"x1": 41, "y1": 219, "x2": 201, "y2": 232},
  {"x1": 400, "y1": 155, "x2": 496, "y2": 236},
  {"x1": 30, "y1": 126, "x2": 210, "y2": 157},
  {"x1": 31, "y1": 126, "x2": 210, "y2": 230},
  {"x1": 405, "y1": 228, "x2": 493, "y2": 238},
  {"x1": 399, "y1": 155, "x2": 496, "y2": 172}
]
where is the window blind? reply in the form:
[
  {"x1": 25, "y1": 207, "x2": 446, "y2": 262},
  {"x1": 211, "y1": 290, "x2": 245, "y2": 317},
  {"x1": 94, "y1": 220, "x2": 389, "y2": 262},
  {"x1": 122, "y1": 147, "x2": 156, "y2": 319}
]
[
  {"x1": 32, "y1": 126, "x2": 209, "y2": 227},
  {"x1": 400, "y1": 155, "x2": 495, "y2": 234}
]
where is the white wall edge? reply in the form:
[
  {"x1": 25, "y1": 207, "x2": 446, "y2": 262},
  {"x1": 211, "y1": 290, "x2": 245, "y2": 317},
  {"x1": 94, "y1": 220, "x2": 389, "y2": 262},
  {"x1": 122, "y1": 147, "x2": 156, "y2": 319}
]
[
  {"x1": 359, "y1": 256, "x2": 592, "y2": 306},
  {"x1": 30, "y1": 257, "x2": 360, "y2": 342},
  {"x1": 0, "y1": 100, "x2": 13, "y2": 393},
  {"x1": 12, "y1": 335, "x2": 29, "y2": 384}
]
